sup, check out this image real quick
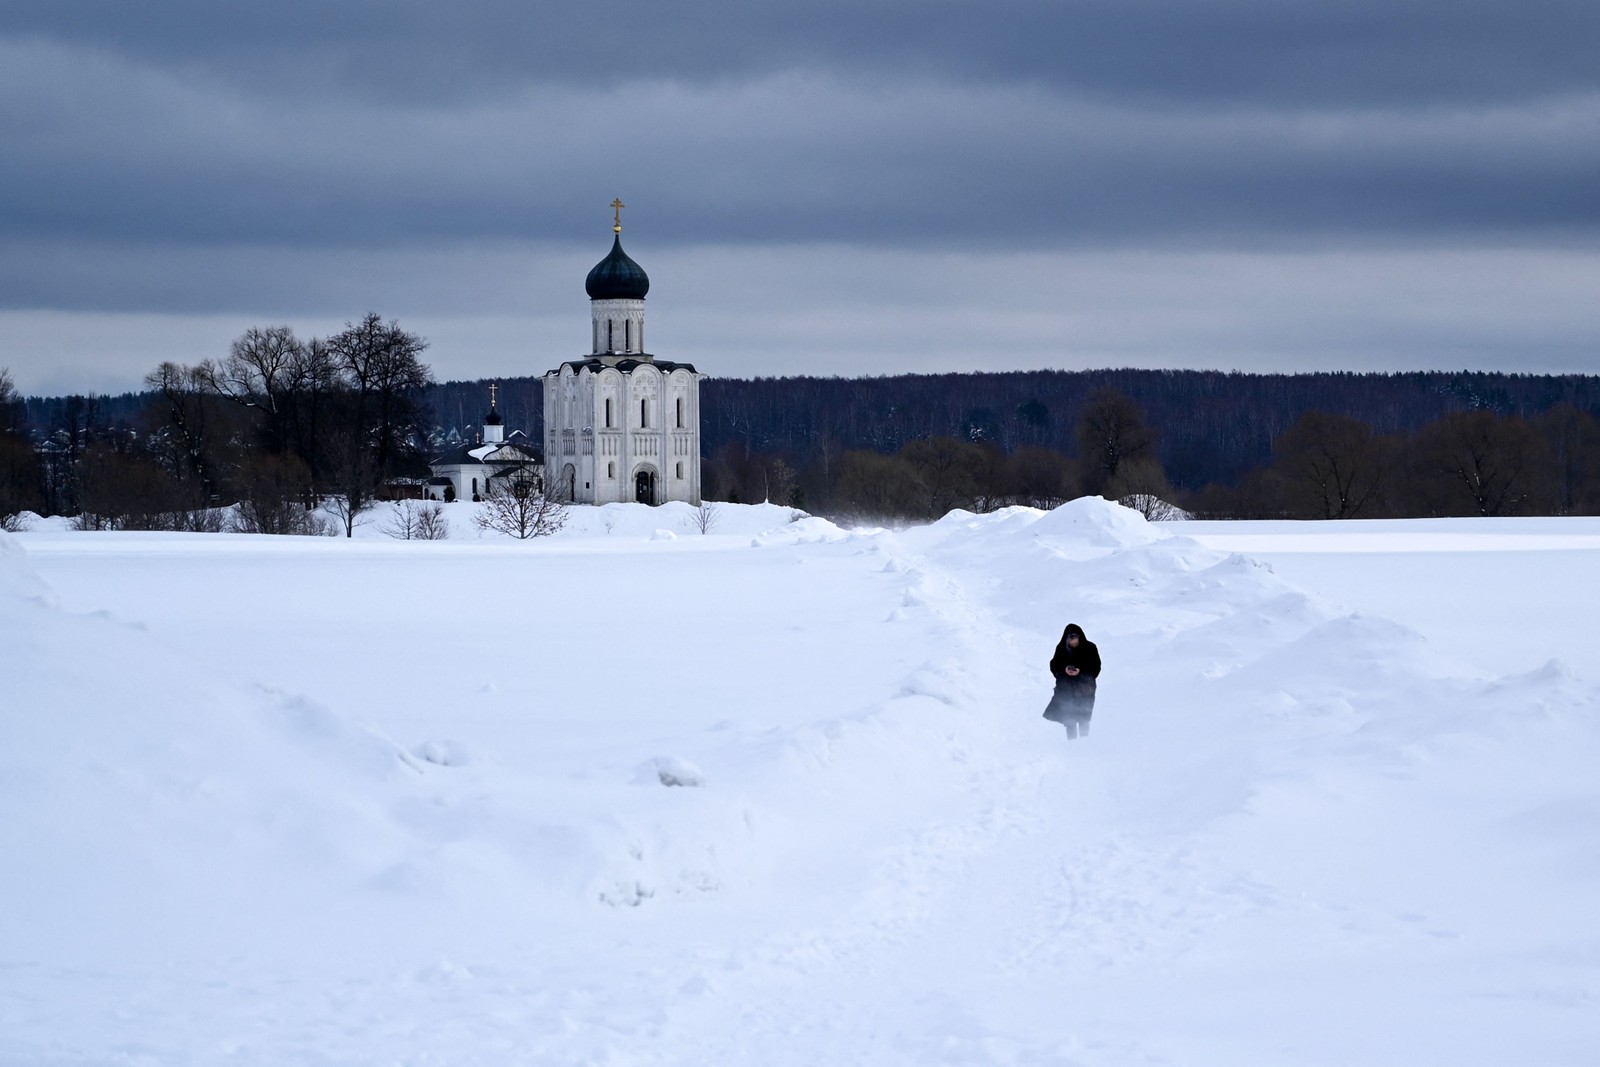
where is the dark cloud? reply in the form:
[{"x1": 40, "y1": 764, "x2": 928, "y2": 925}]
[
  {"x1": 1, "y1": 40, "x2": 1595, "y2": 259},
  {"x1": 5, "y1": 0, "x2": 1598, "y2": 107},
  {"x1": 0, "y1": 1, "x2": 1596, "y2": 390}
]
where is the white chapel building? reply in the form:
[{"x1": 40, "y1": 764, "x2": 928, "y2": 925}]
[
  {"x1": 426, "y1": 385, "x2": 544, "y2": 502},
  {"x1": 543, "y1": 202, "x2": 702, "y2": 505}
]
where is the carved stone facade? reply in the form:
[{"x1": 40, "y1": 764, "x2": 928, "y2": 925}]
[{"x1": 543, "y1": 359, "x2": 701, "y2": 505}]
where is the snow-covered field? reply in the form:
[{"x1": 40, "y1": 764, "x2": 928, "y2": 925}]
[{"x1": 4, "y1": 500, "x2": 1599, "y2": 1066}]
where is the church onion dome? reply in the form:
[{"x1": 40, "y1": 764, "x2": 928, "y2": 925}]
[
  {"x1": 484, "y1": 407, "x2": 503, "y2": 426},
  {"x1": 585, "y1": 235, "x2": 650, "y2": 300}
]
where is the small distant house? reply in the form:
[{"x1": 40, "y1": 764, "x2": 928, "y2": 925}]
[{"x1": 380, "y1": 478, "x2": 428, "y2": 501}]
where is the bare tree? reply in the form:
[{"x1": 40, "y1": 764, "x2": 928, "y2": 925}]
[
  {"x1": 231, "y1": 453, "x2": 326, "y2": 535},
  {"x1": 833, "y1": 449, "x2": 925, "y2": 521},
  {"x1": 384, "y1": 499, "x2": 451, "y2": 540},
  {"x1": 321, "y1": 429, "x2": 379, "y2": 537},
  {"x1": 0, "y1": 434, "x2": 40, "y2": 530},
  {"x1": 968, "y1": 443, "x2": 1018, "y2": 513},
  {"x1": 766, "y1": 457, "x2": 797, "y2": 506},
  {"x1": 1075, "y1": 386, "x2": 1158, "y2": 497},
  {"x1": 0, "y1": 368, "x2": 40, "y2": 528},
  {"x1": 1118, "y1": 492, "x2": 1188, "y2": 521},
  {"x1": 902, "y1": 436, "x2": 981, "y2": 517},
  {"x1": 1012, "y1": 445, "x2": 1077, "y2": 509},
  {"x1": 687, "y1": 500, "x2": 719, "y2": 534},
  {"x1": 143, "y1": 361, "x2": 231, "y2": 500},
  {"x1": 287, "y1": 337, "x2": 341, "y2": 486},
  {"x1": 0, "y1": 367, "x2": 21, "y2": 435},
  {"x1": 1535, "y1": 403, "x2": 1600, "y2": 516},
  {"x1": 1107, "y1": 456, "x2": 1177, "y2": 517},
  {"x1": 705, "y1": 439, "x2": 775, "y2": 505},
  {"x1": 205, "y1": 325, "x2": 309, "y2": 456},
  {"x1": 72, "y1": 446, "x2": 204, "y2": 531},
  {"x1": 325, "y1": 314, "x2": 432, "y2": 483},
  {"x1": 1416, "y1": 410, "x2": 1554, "y2": 516},
  {"x1": 1271, "y1": 411, "x2": 1388, "y2": 519},
  {"x1": 475, "y1": 470, "x2": 567, "y2": 539}
]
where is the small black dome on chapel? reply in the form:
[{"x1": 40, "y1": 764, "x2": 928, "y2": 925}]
[{"x1": 585, "y1": 235, "x2": 650, "y2": 301}]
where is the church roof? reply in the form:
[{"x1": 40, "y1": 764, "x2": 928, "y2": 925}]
[
  {"x1": 429, "y1": 443, "x2": 486, "y2": 467},
  {"x1": 555, "y1": 356, "x2": 699, "y2": 375},
  {"x1": 585, "y1": 235, "x2": 650, "y2": 301},
  {"x1": 431, "y1": 436, "x2": 543, "y2": 468}
]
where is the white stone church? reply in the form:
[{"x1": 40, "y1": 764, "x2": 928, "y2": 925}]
[
  {"x1": 428, "y1": 203, "x2": 703, "y2": 506},
  {"x1": 542, "y1": 203, "x2": 703, "y2": 506}
]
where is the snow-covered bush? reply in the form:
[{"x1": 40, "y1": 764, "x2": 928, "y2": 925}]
[
  {"x1": 383, "y1": 499, "x2": 450, "y2": 540},
  {"x1": 1118, "y1": 493, "x2": 1190, "y2": 521}
]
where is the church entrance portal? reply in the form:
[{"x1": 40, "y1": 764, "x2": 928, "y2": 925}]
[
  {"x1": 561, "y1": 464, "x2": 576, "y2": 502},
  {"x1": 634, "y1": 468, "x2": 656, "y2": 505}
]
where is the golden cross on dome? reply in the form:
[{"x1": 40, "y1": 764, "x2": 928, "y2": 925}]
[
  {"x1": 611, "y1": 198, "x2": 625, "y2": 233},
  {"x1": 489, "y1": 382, "x2": 498, "y2": 409}
]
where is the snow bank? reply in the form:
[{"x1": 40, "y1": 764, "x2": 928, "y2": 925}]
[
  {"x1": 426, "y1": 498, "x2": 814, "y2": 541},
  {"x1": 750, "y1": 514, "x2": 849, "y2": 547},
  {"x1": 5, "y1": 534, "x2": 652, "y2": 969},
  {"x1": 8, "y1": 511, "x2": 1600, "y2": 1065},
  {"x1": 0, "y1": 527, "x2": 54, "y2": 602},
  {"x1": 0, "y1": 536, "x2": 427, "y2": 966},
  {"x1": 914, "y1": 497, "x2": 1167, "y2": 566},
  {"x1": 1023, "y1": 495, "x2": 1167, "y2": 547}
]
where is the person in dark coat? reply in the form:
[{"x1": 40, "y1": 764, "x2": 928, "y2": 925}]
[{"x1": 1043, "y1": 623, "x2": 1101, "y2": 739}]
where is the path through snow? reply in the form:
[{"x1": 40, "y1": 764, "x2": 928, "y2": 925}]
[{"x1": 4, "y1": 501, "x2": 1599, "y2": 1065}]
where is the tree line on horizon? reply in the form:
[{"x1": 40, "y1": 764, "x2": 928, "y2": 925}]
[
  {"x1": 1, "y1": 316, "x2": 435, "y2": 535},
  {"x1": 6, "y1": 352, "x2": 1600, "y2": 531},
  {"x1": 298, "y1": 365, "x2": 1600, "y2": 521},
  {"x1": 688, "y1": 390, "x2": 1600, "y2": 522}
]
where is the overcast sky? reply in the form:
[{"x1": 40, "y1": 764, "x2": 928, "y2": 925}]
[{"x1": 2, "y1": 0, "x2": 1597, "y2": 395}]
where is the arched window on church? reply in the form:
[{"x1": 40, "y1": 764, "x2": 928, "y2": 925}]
[
  {"x1": 605, "y1": 398, "x2": 613, "y2": 428},
  {"x1": 640, "y1": 398, "x2": 648, "y2": 428},
  {"x1": 676, "y1": 396, "x2": 683, "y2": 428},
  {"x1": 607, "y1": 320, "x2": 613, "y2": 352},
  {"x1": 624, "y1": 319, "x2": 631, "y2": 351},
  {"x1": 608, "y1": 461, "x2": 615, "y2": 478},
  {"x1": 676, "y1": 461, "x2": 683, "y2": 479}
]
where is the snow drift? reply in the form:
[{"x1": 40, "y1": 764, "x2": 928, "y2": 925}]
[{"x1": 4, "y1": 501, "x2": 1600, "y2": 1066}]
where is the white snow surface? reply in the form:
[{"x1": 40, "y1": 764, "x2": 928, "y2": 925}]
[{"x1": 4, "y1": 498, "x2": 1599, "y2": 1065}]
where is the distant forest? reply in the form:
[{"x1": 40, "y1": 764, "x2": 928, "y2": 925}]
[
  {"x1": 8, "y1": 361, "x2": 1600, "y2": 527},
  {"x1": 430, "y1": 368, "x2": 1600, "y2": 518},
  {"x1": 422, "y1": 368, "x2": 1600, "y2": 485}
]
